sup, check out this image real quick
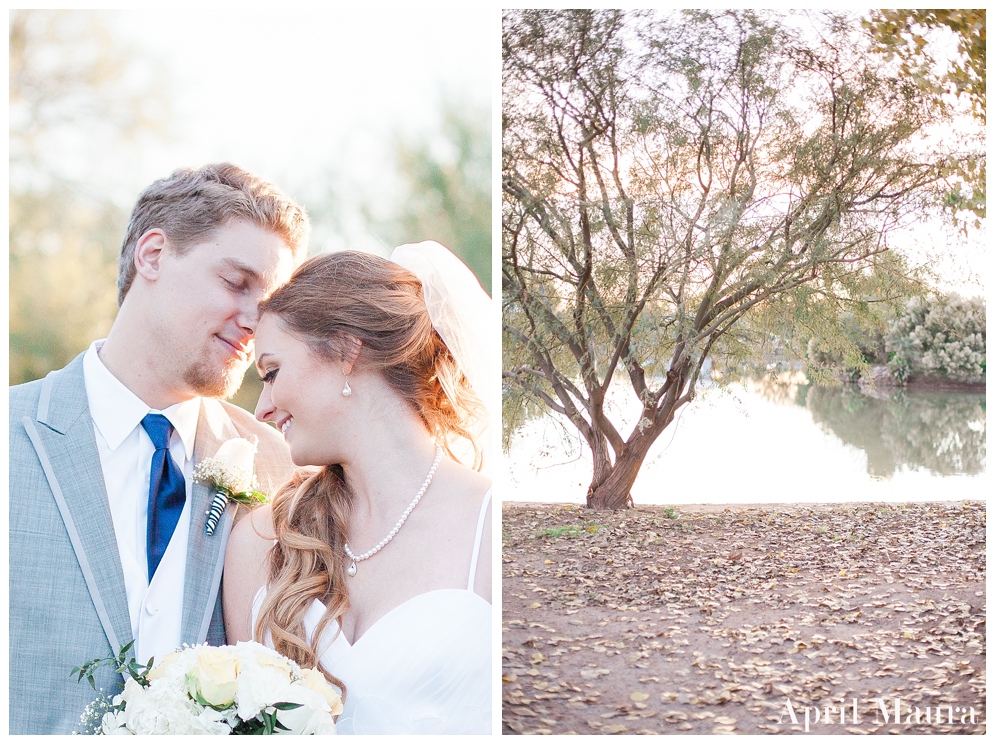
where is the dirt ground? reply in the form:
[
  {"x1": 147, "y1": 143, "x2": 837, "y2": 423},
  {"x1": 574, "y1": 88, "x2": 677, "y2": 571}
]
[{"x1": 502, "y1": 501, "x2": 986, "y2": 735}]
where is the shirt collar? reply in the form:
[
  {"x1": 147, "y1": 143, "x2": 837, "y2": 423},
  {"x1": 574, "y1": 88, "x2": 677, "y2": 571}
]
[{"x1": 82, "y1": 340, "x2": 201, "y2": 462}]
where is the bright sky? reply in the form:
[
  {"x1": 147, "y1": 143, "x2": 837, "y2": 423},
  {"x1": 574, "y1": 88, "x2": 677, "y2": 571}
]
[{"x1": 108, "y1": 8, "x2": 495, "y2": 253}]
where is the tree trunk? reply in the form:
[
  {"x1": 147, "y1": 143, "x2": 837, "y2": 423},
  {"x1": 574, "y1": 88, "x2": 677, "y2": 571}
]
[{"x1": 586, "y1": 439, "x2": 653, "y2": 510}]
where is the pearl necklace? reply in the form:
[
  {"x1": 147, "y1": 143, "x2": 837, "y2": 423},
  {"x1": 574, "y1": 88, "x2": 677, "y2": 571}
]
[{"x1": 344, "y1": 446, "x2": 443, "y2": 577}]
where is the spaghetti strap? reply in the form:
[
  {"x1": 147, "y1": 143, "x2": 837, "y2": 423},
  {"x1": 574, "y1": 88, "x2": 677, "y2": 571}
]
[{"x1": 467, "y1": 489, "x2": 492, "y2": 591}]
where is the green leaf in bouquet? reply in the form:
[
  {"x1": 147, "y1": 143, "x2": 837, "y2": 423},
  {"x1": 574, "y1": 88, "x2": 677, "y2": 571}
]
[
  {"x1": 71, "y1": 640, "x2": 153, "y2": 690},
  {"x1": 230, "y1": 490, "x2": 269, "y2": 506},
  {"x1": 231, "y1": 705, "x2": 298, "y2": 735},
  {"x1": 271, "y1": 702, "x2": 303, "y2": 711}
]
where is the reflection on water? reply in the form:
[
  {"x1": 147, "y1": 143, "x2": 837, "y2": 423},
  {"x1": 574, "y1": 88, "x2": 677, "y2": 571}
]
[
  {"x1": 804, "y1": 386, "x2": 986, "y2": 479},
  {"x1": 505, "y1": 378, "x2": 987, "y2": 505}
]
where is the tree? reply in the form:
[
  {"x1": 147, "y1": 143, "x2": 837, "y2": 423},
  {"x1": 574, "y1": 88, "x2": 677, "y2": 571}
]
[
  {"x1": 864, "y1": 10, "x2": 985, "y2": 122},
  {"x1": 863, "y1": 10, "x2": 986, "y2": 223},
  {"x1": 9, "y1": 10, "x2": 169, "y2": 385},
  {"x1": 390, "y1": 100, "x2": 492, "y2": 293},
  {"x1": 502, "y1": 10, "x2": 968, "y2": 509},
  {"x1": 9, "y1": 184, "x2": 124, "y2": 385}
]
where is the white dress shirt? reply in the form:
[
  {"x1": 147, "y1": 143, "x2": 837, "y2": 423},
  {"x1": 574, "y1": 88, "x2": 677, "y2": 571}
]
[{"x1": 83, "y1": 340, "x2": 201, "y2": 665}]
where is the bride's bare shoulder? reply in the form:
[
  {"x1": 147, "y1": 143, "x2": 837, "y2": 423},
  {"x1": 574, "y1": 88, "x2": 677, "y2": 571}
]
[
  {"x1": 228, "y1": 503, "x2": 276, "y2": 561},
  {"x1": 445, "y1": 464, "x2": 491, "y2": 600},
  {"x1": 437, "y1": 459, "x2": 491, "y2": 511}
]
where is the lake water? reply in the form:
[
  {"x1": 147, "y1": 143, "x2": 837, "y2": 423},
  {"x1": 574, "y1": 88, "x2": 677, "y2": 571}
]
[{"x1": 502, "y1": 380, "x2": 988, "y2": 505}]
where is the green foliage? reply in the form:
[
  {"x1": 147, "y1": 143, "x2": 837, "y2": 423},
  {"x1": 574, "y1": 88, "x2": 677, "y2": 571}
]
[
  {"x1": 800, "y1": 293, "x2": 897, "y2": 384},
  {"x1": 864, "y1": 10, "x2": 986, "y2": 224},
  {"x1": 382, "y1": 100, "x2": 492, "y2": 293},
  {"x1": 744, "y1": 254, "x2": 924, "y2": 385},
  {"x1": 230, "y1": 706, "x2": 297, "y2": 735},
  {"x1": 864, "y1": 10, "x2": 985, "y2": 122},
  {"x1": 886, "y1": 294, "x2": 986, "y2": 384},
  {"x1": 534, "y1": 524, "x2": 603, "y2": 538},
  {"x1": 71, "y1": 640, "x2": 152, "y2": 691},
  {"x1": 806, "y1": 323, "x2": 881, "y2": 383},
  {"x1": 9, "y1": 185, "x2": 124, "y2": 385}
]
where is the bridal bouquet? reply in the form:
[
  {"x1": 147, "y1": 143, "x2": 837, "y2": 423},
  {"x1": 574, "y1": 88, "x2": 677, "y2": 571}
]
[{"x1": 75, "y1": 641, "x2": 342, "y2": 735}]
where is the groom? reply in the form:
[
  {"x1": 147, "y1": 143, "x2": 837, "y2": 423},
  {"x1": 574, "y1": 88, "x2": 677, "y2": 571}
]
[{"x1": 9, "y1": 164, "x2": 306, "y2": 734}]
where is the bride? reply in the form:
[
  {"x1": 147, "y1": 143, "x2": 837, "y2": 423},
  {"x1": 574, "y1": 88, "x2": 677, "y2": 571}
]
[{"x1": 223, "y1": 242, "x2": 492, "y2": 735}]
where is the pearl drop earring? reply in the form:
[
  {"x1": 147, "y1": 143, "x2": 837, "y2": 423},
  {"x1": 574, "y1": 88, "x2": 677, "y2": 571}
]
[{"x1": 342, "y1": 377, "x2": 352, "y2": 397}]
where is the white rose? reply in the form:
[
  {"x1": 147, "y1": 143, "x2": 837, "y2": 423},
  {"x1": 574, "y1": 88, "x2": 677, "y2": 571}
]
[
  {"x1": 254, "y1": 649, "x2": 293, "y2": 682},
  {"x1": 186, "y1": 647, "x2": 240, "y2": 708},
  {"x1": 214, "y1": 438, "x2": 257, "y2": 492},
  {"x1": 116, "y1": 676, "x2": 148, "y2": 715},
  {"x1": 273, "y1": 685, "x2": 337, "y2": 735},
  {"x1": 299, "y1": 667, "x2": 344, "y2": 717}
]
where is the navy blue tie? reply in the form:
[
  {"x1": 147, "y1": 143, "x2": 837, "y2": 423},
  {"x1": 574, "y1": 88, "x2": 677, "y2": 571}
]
[{"x1": 142, "y1": 414, "x2": 186, "y2": 582}]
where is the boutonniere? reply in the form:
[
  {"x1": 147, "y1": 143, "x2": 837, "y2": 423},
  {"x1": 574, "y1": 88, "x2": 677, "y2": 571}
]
[{"x1": 193, "y1": 438, "x2": 269, "y2": 535}]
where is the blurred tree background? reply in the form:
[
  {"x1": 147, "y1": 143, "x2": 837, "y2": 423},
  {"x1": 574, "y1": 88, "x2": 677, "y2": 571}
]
[
  {"x1": 9, "y1": 10, "x2": 165, "y2": 386},
  {"x1": 376, "y1": 100, "x2": 491, "y2": 292},
  {"x1": 9, "y1": 10, "x2": 491, "y2": 411}
]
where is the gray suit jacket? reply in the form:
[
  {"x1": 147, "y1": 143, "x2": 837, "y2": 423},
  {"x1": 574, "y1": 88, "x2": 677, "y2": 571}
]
[{"x1": 8, "y1": 353, "x2": 295, "y2": 734}]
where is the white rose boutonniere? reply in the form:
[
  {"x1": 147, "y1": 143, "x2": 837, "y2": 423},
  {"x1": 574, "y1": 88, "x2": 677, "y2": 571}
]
[{"x1": 193, "y1": 438, "x2": 269, "y2": 535}]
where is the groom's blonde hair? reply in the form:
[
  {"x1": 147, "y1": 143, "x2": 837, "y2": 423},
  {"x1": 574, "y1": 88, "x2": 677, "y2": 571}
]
[{"x1": 117, "y1": 163, "x2": 310, "y2": 305}]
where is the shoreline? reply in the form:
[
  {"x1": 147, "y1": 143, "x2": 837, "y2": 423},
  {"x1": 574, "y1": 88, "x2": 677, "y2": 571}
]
[
  {"x1": 828, "y1": 375, "x2": 986, "y2": 394},
  {"x1": 902, "y1": 379, "x2": 987, "y2": 392},
  {"x1": 504, "y1": 498, "x2": 986, "y2": 511}
]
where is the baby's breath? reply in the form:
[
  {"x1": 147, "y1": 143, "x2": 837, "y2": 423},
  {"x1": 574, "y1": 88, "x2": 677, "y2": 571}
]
[
  {"x1": 193, "y1": 458, "x2": 258, "y2": 495},
  {"x1": 74, "y1": 690, "x2": 117, "y2": 735}
]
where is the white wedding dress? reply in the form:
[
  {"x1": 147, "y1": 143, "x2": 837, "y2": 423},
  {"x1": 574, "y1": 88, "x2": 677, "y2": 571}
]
[{"x1": 252, "y1": 490, "x2": 492, "y2": 735}]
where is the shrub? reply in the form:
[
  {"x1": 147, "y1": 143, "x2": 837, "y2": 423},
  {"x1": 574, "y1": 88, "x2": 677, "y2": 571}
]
[{"x1": 886, "y1": 294, "x2": 986, "y2": 383}]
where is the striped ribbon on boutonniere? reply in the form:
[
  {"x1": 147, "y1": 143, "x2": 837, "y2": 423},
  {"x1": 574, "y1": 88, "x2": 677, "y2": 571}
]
[{"x1": 192, "y1": 438, "x2": 269, "y2": 535}]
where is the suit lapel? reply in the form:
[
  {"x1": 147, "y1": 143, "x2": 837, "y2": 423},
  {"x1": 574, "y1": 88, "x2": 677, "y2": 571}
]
[
  {"x1": 24, "y1": 356, "x2": 133, "y2": 654},
  {"x1": 181, "y1": 398, "x2": 240, "y2": 644}
]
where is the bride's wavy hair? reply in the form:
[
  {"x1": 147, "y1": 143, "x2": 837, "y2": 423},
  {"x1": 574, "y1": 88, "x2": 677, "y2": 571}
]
[{"x1": 252, "y1": 250, "x2": 485, "y2": 689}]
